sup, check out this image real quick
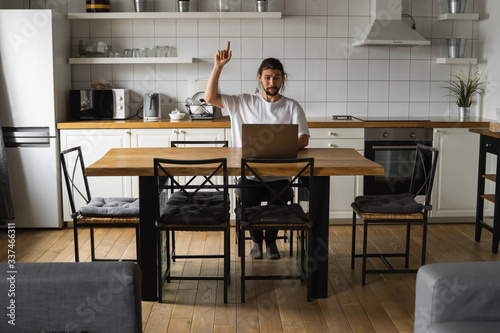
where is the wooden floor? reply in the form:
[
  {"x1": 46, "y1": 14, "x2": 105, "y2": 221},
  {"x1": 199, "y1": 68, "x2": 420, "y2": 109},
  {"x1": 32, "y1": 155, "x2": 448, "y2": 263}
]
[{"x1": 1, "y1": 223, "x2": 499, "y2": 333}]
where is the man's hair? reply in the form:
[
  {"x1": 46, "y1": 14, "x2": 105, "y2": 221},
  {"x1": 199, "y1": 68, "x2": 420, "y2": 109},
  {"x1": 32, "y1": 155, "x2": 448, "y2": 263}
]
[{"x1": 257, "y1": 58, "x2": 287, "y2": 92}]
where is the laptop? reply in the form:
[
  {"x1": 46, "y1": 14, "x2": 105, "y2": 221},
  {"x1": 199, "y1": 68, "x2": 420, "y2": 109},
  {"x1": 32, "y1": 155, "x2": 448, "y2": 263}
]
[{"x1": 241, "y1": 123, "x2": 298, "y2": 159}]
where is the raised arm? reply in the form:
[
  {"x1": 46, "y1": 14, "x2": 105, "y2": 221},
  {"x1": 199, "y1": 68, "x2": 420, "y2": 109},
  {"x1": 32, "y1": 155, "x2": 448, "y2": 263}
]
[{"x1": 205, "y1": 41, "x2": 232, "y2": 109}]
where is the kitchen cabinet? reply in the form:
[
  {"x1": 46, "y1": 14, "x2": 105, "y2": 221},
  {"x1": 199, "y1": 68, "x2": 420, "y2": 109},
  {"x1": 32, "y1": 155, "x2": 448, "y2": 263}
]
[
  {"x1": 308, "y1": 128, "x2": 364, "y2": 220},
  {"x1": 432, "y1": 128, "x2": 494, "y2": 219},
  {"x1": 59, "y1": 129, "x2": 133, "y2": 222}
]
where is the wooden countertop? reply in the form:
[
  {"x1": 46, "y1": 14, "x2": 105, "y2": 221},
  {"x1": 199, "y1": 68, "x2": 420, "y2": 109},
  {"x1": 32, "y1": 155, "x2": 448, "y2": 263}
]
[
  {"x1": 469, "y1": 128, "x2": 500, "y2": 139},
  {"x1": 57, "y1": 116, "x2": 493, "y2": 130}
]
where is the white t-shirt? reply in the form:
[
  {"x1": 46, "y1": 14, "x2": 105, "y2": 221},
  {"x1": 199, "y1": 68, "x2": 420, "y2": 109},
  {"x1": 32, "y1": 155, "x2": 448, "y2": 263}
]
[{"x1": 221, "y1": 93, "x2": 310, "y2": 148}]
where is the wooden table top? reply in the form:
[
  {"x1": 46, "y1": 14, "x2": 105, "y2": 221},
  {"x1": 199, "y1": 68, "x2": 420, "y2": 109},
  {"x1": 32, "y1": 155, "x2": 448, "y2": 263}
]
[{"x1": 85, "y1": 147, "x2": 384, "y2": 177}]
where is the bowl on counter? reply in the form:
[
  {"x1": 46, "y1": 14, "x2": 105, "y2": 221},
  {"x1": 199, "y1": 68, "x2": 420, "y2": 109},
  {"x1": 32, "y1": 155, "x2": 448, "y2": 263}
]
[{"x1": 169, "y1": 110, "x2": 185, "y2": 121}]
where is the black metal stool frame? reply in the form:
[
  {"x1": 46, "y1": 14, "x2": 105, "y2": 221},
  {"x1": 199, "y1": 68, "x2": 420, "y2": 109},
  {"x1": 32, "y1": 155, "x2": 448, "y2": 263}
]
[
  {"x1": 154, "y1": 157, "x2": 230, "y2": 303},
  {"x1": 351, "y1": 144, "x2": 439, "y2": 286},
  {"x1": 60, "y1": 146, "x2": 141, "y2": 264},
  {"x1": 238, "y1": 157, "x2": 314, "y2": 303}
]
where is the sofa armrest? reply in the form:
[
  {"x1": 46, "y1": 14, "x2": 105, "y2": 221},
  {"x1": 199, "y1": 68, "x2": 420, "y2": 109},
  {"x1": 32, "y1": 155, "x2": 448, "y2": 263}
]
[
  {"x1": 415, "y1": 261, "x2": 500, "y2": 333},
  {"x1": 0, "y1": 262, "x2": 142, "y2": 333}
]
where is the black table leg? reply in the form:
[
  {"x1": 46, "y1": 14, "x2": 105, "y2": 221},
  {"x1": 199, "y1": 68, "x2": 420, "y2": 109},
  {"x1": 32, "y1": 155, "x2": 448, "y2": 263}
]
[
  {"x1": 475, "y1": 135, "x2": 486, "y2": 242},
  {"x1": 310, "y1": 176, "x2": 329, "y2": 299},
  {"x1": 139, "y1": 176, "x2": 157, "y2": 301}
]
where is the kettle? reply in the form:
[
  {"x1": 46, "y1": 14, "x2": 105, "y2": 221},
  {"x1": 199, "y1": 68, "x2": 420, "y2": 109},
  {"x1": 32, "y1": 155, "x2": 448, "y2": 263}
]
[{"x1": 143, "y1": 92, "x2": 160, "y2": 121}]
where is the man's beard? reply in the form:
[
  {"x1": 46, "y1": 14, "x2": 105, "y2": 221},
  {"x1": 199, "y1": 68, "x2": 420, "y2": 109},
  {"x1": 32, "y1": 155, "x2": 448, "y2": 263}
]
[{"x1": 264, "y1": 86, "x2": 280, "y2": 96}]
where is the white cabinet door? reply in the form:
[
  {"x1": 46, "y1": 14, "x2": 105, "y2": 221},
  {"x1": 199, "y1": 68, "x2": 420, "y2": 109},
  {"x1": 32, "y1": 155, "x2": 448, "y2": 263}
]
[
  {"x1": 432, "y1": 128, "x2": 494, "y2": 219},
  {"x1": 308, "y1": 128, "x2": 364, "y2": 220},
  {"x1": 59, "y1": 129, "x2": 132, "y2": 222}
]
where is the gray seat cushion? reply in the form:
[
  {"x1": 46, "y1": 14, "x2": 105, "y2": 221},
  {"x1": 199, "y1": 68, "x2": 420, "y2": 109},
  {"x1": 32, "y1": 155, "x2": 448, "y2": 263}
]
[
  {"x1": 235, "y1": 204, "x2": 312, "y2": 227},
  {"x1": 167, "y1": 191, "x2": 226, "y2": 206},
  {"x1": 79, "y1": 197, "x2": 139, "y2": 217},
  {"x1": 354, "y1": 193, "x2": 422, "y2": 214},
  {"x1": 160, "y1": 203, "x2": 228, "y2": 226}
]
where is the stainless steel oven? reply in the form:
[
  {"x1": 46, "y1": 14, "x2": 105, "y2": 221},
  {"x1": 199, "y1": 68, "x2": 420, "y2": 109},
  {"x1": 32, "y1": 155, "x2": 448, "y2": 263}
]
[{"x1": 364, "y1": 127, "x2": 433, "y2": 195}]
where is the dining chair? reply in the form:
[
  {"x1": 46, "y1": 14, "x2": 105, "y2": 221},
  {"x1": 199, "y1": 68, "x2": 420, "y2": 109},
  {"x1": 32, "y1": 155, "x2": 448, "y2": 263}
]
[
  {"x1": 169, "y1": 140, "x2": 229, "y2": 263},
  {"x1": 236, "y1": 157, "x2": 314, "y2": 302},
  {"x1": 154, "y1": 157, "x2": 230, "y2": 303},
  {"x1": 351, "y1": 144, "x2": 439, "y2": 285},
  {"x1": 60, "y1": 146, "x2": 140, "y2": 263}
]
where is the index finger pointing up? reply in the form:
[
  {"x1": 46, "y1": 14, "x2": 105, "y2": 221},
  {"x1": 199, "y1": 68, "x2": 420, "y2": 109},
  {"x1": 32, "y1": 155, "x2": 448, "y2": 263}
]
[{"x1": 226, "y1": 41, "x2": 231, "y2": 53}]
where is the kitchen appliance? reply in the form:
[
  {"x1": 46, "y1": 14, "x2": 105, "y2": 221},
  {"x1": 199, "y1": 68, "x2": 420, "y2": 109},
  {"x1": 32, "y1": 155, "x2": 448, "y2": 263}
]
[
  {"x1": 352, "y1": 0, "x2": 430, "y2": 47},
  {"x1": 69, "y1": 89, "x2": 131, "y2": 120},
  {"x1": 0, "y1": 9, "x2": 70, "y2": 228},
  {"x1": 143, "y1": 92, "x2": 161, "y2": 121},
  {"x1": 364, "y1": 127, "x2": 433, "y2": 195}
]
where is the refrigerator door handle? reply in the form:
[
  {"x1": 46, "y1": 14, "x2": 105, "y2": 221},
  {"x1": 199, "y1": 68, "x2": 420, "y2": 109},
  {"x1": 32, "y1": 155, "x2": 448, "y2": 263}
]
[{"x1": 2, "y1": 127, "x2": 51, "y2": 147}]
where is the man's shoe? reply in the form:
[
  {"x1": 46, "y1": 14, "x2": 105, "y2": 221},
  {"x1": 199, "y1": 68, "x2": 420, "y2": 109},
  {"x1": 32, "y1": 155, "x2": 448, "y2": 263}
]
[
  {"x1": 266, "y1": 243, "x2": 280, "y2": 259},
  {"x1": 249, "y1": 241, "x2": 263, "y2": 259}
]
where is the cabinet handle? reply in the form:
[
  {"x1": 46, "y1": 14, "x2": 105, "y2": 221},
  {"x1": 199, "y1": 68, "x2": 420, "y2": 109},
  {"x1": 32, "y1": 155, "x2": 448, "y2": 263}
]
[
  {"x1": 173, "y1": 130, "x2": 178, "y2": 134},
  {"x1": 329, "y1": 143, "x2": 337, "y2": 148},
  {"x1": 328, "y1": 131, "x2": 336, "y2": 136},
  {"x1": 126, "y1": 130, "x2": 131, "y2": 135},
  {"x1": 180, "y1": 130, "x2": 186, "y2": 134}
]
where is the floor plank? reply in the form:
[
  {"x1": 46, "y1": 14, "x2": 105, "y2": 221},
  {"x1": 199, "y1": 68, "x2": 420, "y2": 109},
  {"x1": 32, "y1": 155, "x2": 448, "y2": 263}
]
[{"x1": 3, "y1": 223, "x2": 500, "y2": 332}]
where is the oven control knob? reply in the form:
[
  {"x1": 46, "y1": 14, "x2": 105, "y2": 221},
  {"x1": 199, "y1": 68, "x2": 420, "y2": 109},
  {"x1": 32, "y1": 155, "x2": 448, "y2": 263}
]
[
  {"x1": 383, "y1": 132, "x2": 389, "y2": 138},
  {"x1": 410, "y1": 132, "x2": 416, "y2": 138}
]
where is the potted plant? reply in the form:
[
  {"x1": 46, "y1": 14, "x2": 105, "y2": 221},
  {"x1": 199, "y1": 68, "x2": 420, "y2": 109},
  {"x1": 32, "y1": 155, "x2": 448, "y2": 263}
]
[{"x1": 445, "y1": 67, "x2": 486, "y2": 121}]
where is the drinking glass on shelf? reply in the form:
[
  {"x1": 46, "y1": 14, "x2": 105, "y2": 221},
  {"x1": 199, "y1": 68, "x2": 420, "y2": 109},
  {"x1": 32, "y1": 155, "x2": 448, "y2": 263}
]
[
  {"x1": 123, "y1": 49, "x2": 132, "y2": 57},
  {"x1": 142, "y1": 47, "x2": 152, "y2": 57},
  {"x1": 132, "y1": 48, "x2": 141, "y2": 57}
]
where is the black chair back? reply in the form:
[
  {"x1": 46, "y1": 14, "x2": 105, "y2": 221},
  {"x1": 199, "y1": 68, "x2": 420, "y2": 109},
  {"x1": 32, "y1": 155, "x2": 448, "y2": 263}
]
[
  {"x1": 154, "y1": 158, "x2": 229, "y2": 226},
  {"x1": 239, "y1": 158, "x2": 314, "y2": 226},
  {"x1": 410, "y1": 144, "x2": 440, "y2": 208},
  {"x1": 60, "y1": 146, "x2": 92, "y2": 217}
]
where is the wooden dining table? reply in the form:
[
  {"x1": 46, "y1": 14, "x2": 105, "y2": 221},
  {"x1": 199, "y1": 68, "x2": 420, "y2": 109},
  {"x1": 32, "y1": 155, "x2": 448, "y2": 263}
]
[{"x1": 86, "y1": 147, "x2": 384, "y2": 301}]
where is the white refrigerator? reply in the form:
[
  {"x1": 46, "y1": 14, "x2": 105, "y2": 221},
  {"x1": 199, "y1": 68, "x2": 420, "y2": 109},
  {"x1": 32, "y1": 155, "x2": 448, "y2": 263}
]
[{"x1": 0, "y1": 9, "x2": 70, "y2": 228}]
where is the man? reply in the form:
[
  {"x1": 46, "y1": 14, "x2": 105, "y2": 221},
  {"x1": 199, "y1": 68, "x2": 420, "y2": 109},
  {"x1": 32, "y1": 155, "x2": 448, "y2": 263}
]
[{"x1": 205, "y1": 41, "x2": 310, "y2": 259}]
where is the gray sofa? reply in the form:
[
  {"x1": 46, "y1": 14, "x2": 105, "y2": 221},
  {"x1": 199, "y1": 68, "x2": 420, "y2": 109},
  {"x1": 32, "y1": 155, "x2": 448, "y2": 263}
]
[
  {"x1": 0, "y1": 262, "x2": 142, "y2": 333},
  {"x1": 415, "y1": 261, "x2": 500, "y2": 333}
]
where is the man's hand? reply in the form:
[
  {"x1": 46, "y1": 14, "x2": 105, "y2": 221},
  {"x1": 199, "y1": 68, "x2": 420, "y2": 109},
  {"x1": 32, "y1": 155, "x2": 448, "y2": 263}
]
[{"x1": 215, "y1": 41, "x2": 232, "y2": 68}]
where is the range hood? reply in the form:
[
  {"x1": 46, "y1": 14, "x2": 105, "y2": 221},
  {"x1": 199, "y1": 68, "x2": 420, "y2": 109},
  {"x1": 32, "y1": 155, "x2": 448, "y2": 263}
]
[{"x1": 352, "y1": 0, "x2": 430, "y2": 47}]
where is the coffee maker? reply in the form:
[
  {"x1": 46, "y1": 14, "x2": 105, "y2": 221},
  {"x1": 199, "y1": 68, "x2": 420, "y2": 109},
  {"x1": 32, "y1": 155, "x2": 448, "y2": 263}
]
[{"x1": 143, "y1": 92, "x2": 160, "y2": 121}]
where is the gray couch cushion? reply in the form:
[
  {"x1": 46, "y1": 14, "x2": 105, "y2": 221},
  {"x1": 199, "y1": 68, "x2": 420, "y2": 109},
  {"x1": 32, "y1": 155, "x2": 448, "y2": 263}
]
[
  {"x1": 415, "y1": 261, "x2": 500, "y2": 333},
  {"x1": 0, "y1": 262, "x2": 142, "y2": 333},
  {"x1": 354, "y1": 193, "x2": 422, "y2": 214},
  {"x1": 79, "y1": 197, "x2": 139, "y2": 217},
  {"x1": 428, "y1": 321, "x2": 500, "y2": 333}
]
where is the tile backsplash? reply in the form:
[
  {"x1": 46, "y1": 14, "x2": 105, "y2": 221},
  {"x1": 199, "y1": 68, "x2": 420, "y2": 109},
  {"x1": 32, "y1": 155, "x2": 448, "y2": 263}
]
[{"x1": 6, "y1": 0, "x2": 482, "y2": 119}]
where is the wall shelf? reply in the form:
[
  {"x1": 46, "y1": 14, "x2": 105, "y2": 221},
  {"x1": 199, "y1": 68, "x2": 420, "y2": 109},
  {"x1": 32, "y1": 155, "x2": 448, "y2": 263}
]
[
  {"x1": 436, "y1": 58, "x2": 478, "y2": 65},
  {"x1": 69, "y1": 57, "x2": 194, "y2": 64},
  {"x1": 67, "y1": 12, "x2": 282, "y2": 20},
  {"x1": 438, "y1": 13, "x2": 479, "y2": 20}
]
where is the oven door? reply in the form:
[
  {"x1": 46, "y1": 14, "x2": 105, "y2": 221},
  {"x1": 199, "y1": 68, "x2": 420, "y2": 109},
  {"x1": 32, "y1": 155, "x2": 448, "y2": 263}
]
[{"x1": 364, "y1": 141, "x2": 432, "y2": 196}]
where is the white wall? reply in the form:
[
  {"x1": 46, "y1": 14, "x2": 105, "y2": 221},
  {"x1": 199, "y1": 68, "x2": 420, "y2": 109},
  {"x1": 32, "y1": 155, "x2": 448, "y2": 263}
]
[
  {"x1": 480, "y1": 0, "x2": 500, "y2": 120},
  {"x1": 2, "y1": 0, "x2": 486, "y2": 120}
]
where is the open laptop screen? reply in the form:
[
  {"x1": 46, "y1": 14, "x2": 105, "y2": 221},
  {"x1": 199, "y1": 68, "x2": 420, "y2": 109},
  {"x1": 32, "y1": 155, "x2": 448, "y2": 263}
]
[{"x1": 241, "y1": 124, "x2": 298, "y2": 159}]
